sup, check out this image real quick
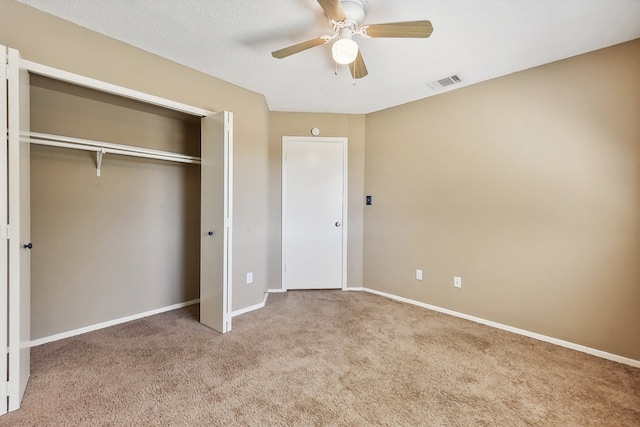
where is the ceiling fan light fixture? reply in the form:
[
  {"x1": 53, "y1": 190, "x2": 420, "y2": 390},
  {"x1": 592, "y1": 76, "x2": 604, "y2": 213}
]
[{"x1": 332, "y1": 36, "x2": 358, "y2": 65}]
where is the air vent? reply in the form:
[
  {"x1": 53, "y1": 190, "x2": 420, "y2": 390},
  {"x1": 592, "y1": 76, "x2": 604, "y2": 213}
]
[{"x1": 427, "y1": 74, "x2": 462, "y2": 91}]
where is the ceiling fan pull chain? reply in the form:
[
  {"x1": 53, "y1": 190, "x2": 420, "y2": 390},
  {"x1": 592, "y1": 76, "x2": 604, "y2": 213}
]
[
  {"x1": 351, "y1": 62, "x2": 356, "y2": 86},
  {"x1": 335, "y1": 61, "x2": 338, "y2": 76}
]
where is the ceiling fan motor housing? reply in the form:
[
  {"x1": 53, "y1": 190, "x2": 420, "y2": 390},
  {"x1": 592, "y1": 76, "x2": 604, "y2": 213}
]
[{"x1": 340, "y1": 0, "x2": 366, "y2": 28}]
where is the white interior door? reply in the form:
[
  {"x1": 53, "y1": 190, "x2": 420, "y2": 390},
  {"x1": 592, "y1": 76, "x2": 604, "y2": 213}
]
[
  {"x1": 200, "y1": 112, "x2": 233, "y2": 333},
  {"x1": 7, "y1": 48, "x2": 30, "y2": 412},
  {"x1": 282, "y1": 137, "x2": 347, "y2": 290}
]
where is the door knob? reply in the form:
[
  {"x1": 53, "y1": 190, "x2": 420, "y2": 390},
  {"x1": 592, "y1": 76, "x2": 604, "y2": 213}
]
[
  {"x1": 23, "y1": 243, "x2": 33, "y2": 249},
  {"x1": 335, "y1": 222, "x2": 342, "y2": 227}
]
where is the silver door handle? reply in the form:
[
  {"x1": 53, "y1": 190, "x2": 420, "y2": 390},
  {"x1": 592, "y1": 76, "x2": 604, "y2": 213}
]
[{"x1": 335, "y1": 222, "x2": 342, "y2": 227}]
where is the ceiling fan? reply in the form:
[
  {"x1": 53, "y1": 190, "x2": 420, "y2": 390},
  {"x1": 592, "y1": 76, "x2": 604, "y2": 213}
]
[{"x1": 271, "y1": 0, "x2": 434, "y2": 80}]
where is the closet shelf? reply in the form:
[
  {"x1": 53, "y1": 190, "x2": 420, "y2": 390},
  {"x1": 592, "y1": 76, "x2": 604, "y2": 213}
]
[{"x1": 21, "y1": 131, "x2": 201, "y2": 177}]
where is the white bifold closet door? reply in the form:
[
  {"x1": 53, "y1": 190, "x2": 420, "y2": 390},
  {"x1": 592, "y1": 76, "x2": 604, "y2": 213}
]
[
  {"x1": 200, "y1": 112, "x2": 233, "y2": 333},
  {"x1": 6, "y1": 47, "x2": 31, "y2": 413},
  {"x1": 0, "y1": 45, "x2": 9, "y2": 417}
]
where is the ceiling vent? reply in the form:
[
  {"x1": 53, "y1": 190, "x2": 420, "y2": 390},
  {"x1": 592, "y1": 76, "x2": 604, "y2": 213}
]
[{"x1": 427, "y1": 74, "x2": 462, "y2": 91}]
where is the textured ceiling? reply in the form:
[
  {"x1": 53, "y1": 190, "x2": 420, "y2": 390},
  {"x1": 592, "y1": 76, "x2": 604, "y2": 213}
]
[{"x1": 15, "y1": 0, "x2": 640, "y2": 114}]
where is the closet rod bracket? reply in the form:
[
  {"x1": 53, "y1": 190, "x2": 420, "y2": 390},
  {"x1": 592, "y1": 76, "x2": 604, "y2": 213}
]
[{"x1": 96, "y1": 148, "x2": 106, "y2": 177}]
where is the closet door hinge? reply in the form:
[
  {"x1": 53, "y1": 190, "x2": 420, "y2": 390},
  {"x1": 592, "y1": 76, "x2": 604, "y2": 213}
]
[
  {"x1": 0, "y1": 224, "x2": 9, "y2": 240},
  {"x1": 0, "y1": 381, "x2": 9, "y2": 398}
]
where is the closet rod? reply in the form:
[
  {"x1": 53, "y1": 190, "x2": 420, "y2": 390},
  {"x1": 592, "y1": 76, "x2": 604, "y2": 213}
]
[
  {"x1": 26, "y1": 138, "x2": 200, "y2": 164},
  {"x1": 23, "y1": 131, "x2": 201, "y2": 164},
  {"x1": 21, "y1": 132, "x2": 200, "y2": 177}
]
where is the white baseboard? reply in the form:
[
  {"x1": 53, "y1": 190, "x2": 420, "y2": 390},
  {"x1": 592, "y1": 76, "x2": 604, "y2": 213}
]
[
  {"x1": 30, "y1": 299, "x2": 200, "y2": 348},
  {"x1": 362, "y1": 288, "x2": 640, "y2": 368},
  {"x1": 267, "y1": 288, "x2": 286, "y2": 293},
  {"x1": 344, "y1": 286, "x2": 364, "y2": 291},
  {"x1": 231, "y1": 293, "x2": 269, "y2": 317}
]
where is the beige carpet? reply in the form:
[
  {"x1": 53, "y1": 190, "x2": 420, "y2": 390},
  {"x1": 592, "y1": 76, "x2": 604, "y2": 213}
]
[{"x1": 1, "y1": 290, "x2": 638, "y2": 426}]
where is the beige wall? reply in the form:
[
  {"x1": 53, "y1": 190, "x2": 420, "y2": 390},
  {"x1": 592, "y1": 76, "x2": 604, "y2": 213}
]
[
  {"x1": 364, "y1": 39, "x2": 640, "y2": 360},
  {"x1": 1, "y1": 0, "x2": 270, "y2": 337},
  {"x1": 269, "y1": 113, "x2": 366, "y2": 289}
]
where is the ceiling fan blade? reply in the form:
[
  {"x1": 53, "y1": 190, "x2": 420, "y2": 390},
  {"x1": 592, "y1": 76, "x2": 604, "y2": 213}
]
[
  {"x1": 350, "y1": 50, "x2": 368, "y2": 79},
  {"x1": 362, "y1": 20, "x2": 433, "y2": 38},
  {"x1": 271, "y1": 37, "x2": 329, "y2": 59},
  {"x1": 317, "y1": 0, "x2": 346, "y2": 22}
]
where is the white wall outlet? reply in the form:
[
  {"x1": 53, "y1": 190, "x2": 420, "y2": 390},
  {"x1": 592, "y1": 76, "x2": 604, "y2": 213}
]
[
  {"x1": 416, "y1": 269, "x2": 423, "y2": 281},
  {"x1": 454, "y1": 276, "x2": 462, "y2": 288},
  {"x1": 246, "y1": 272, "x2": 253, "y2": 284}
]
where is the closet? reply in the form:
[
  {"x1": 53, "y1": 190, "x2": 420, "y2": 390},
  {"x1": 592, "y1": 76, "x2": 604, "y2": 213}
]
[
  {"x1": 1, "y1": 46, "x2": 233, "y2": 414},
  {"x1": 29, "y1": 75, "x2": 204, "y2": 339}
]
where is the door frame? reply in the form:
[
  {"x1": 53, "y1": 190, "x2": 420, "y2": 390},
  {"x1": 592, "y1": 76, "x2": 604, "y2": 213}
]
[
  {"x1": 281, "y1": 136, "x2": 348, "y2": 291},
  {"x1": 0, "y1": 45, "x2": 9, "y2": 416}
]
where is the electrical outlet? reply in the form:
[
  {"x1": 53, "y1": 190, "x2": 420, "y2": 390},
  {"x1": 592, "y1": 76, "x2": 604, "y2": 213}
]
[
  {"x1": 416, "y1": 269, "x2": 423, "y2": 281},
  {"x1": 454, "y1": 276, "x2": 462, "y2": 288},
  {"x1": 246, "y1": 272, "x2": 253, "y2": 284}
]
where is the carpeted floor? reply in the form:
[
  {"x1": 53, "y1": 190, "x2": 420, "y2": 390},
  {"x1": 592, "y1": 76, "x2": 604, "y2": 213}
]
[{"x1": 1, "y1": 290, "x2": 639, "y2": 426}]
